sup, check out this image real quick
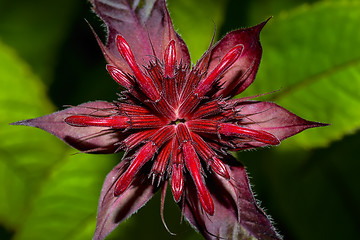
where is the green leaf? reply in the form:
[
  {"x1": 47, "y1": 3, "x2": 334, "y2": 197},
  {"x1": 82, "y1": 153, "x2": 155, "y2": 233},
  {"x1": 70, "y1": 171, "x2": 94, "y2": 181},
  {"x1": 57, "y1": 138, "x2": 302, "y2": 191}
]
[
  {"x1": 0, "y1": 40, "x2": 116, "y2": 240},
  {"x1": 13, "y1": 153, "x2": 115, "y2": 240},
  {"x1": 0, "y1": 39, "x2": 62, "y2": 229},
  {"x1": 243, "y1": 1, "x2": 360, "y2": 149},
  {"x1": 167, "y1": 0, "x2": 228, "y2": 61}
]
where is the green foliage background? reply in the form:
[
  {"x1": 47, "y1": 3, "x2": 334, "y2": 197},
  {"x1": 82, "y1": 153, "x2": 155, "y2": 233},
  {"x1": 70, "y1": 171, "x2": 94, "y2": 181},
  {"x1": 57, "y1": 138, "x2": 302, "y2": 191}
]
[{"x1": 1, "y1": 0, "x2": 359, "y2": 239}]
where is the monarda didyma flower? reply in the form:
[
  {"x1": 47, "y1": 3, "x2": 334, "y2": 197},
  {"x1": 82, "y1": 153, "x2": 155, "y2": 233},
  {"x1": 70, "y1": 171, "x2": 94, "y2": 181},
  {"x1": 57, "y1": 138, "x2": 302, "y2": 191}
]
[{"x1": 12, "y1": 0, "x2": 327, "y2": 239}]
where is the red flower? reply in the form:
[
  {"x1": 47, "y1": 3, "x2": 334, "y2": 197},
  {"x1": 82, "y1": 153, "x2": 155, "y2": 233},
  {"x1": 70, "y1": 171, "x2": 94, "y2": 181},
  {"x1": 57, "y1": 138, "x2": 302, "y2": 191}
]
[{"x1": 13, "y1": 0, "x2": 327, "y2": 239}]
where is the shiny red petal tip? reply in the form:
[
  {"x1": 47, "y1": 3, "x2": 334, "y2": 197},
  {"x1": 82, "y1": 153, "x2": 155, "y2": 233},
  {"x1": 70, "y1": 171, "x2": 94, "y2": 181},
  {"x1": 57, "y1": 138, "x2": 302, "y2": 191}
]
[
  {"x1": 164, "y1": 40, "x2": 176, "y2": 78},
  {"x1": 171, "y1": 164, "x2": 184, "y2": 202}
]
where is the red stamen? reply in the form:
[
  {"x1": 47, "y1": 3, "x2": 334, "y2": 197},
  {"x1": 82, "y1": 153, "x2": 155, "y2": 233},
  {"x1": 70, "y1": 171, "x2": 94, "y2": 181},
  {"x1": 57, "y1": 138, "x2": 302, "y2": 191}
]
[
  {"x1": 106, "y1": 65, "x2": 133, "y2": 89},
  {"x1": 164, "y1": 40, "x2": 176, "y2": 78},
  {"x1": 182, "y1": 142, "x2": 214, "y2": 215},
  {"x1": 114, "y1": 142, "x2": 157, "y2": 196},
  {"x1": 219, "y1": 123, "x2": 280, "y2": 145},
  {"x1": 116, "y1": 35, "x2": 161, "y2": 101},
  {"x1": 65, "y1": 115, "x2": 129, "y2": 128},
  {"x1": 195, "y1": 44, "x2": 244, "y2": 97}
]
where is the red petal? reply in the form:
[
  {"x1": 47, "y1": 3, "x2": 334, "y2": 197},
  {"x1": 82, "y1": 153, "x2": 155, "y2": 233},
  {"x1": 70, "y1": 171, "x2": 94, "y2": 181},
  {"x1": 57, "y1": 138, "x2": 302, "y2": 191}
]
[
  {"x1": 114, "y1": 142, "x2": 157, "y2": 196},
  {"x1": 219, "y1": 122, "x2": 280, "y2": 145},
  {"x1": 164, "y1": 40, "x2": 176, "y2": 78},
  {"x1": 182, "y1": 142, "x2": 214, "y2": 215},
  {"x1": 186, "y1": 119, "x2": 218, "y2": 134},
  {"x1": 190, "y1": 133, "x2": 230, "y2": 180},
  {"x1": 11, "y1": 101, "x2": 122, "y2": 153},
  {"x1": 129, "y1": 115, "x2": 164, "y2": 129},
  {"x1": 151, "y1": 125, "x2": 175, "y2": 147},
  {"x1": 116, "y1": 35, "x2": 161, "y2": 102},
  {"x1": 195, "y1": 44, "x2": 244, "y2": 97},
  {"x1": 65, "y1": 115, "x2": 129, "y2": 128},
  {"x1": 118, "y1": 103, "x2": 152, "y2": 116},
  {"x1": 171, "y1": 163, "x2": 184, "y2": 202},
  {"x1": 190, "y1": 132, "x2": 217, "y2": 161},
  {"x1": 191, "y1": 100, "x2": 222, "y2": 119},
  {"x1": 175, "y1": 122, "x2": 192, "y2": 143},
  {"x1": 121, "y1": 129, "x2": 157, "y2": 150},
  {"x1": 210, "y1": 157, "x2": 230, "y2": 180},
  {"x1": 106, "y1": 65, "x2": 133, "y2": 89},
  {"x1": 151, "y1": 140, "x2": 173, "y2": 179}
]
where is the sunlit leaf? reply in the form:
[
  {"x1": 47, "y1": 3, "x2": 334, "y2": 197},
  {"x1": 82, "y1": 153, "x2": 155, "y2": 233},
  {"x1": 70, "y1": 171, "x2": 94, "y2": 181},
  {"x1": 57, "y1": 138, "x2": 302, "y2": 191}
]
[{"x1": 244, "y1": 1, "x2": 360, "y2": 149}]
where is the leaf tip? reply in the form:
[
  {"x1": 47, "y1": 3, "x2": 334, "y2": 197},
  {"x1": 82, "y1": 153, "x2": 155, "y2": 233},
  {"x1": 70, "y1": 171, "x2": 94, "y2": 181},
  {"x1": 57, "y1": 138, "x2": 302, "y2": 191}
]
[{"x1": 9, "y1": 118, "x2": 36, "y2": 127}]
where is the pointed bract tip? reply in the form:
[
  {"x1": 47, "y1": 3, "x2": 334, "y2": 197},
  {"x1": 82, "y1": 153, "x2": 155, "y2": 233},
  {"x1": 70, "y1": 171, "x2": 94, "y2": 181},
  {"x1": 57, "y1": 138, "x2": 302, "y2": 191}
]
[
  {"x1": 10, "y1": 118, "x2": 36, "y2": 127},
  {"x1": 253, "y1": 16, "x2": 272, "y2": 34},
  {"x1": 316, "y1": 122, "x2": 331, "y2": 127}
]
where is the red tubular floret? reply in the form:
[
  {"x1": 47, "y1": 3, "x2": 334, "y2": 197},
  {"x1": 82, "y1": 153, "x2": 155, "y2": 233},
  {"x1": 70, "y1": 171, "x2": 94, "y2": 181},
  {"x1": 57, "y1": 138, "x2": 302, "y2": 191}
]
[
  {"x1": 211, "y1": 157, "x2": 230, "y2": 180},
  {"x1": 106, "y1": 65, "x2": 133, "y2": 89},
  {"x1": 164, "y1": 40, "x2": 176, "y2": 78},
  {"x1": 116, "y1": 35, "x2": 161, "y2": 102},
  {"x1": 65, "y1": 115, "x2": 130, "y2": 129},
  {"x1": 182, "y1": 142, "x2": 214, "y2": 215},
  {"x1": 171, "y1": 163, "x2": 184, "y2": 202},
  {"x1": 219, "y1": 123, "x2": 280, "y2": 145},
  {"x1": 114, "y1": 141, "x2": 157, "y2": 196},
  {"x1": 194, "y1": 44, "x2": 244, "y2": 97}
]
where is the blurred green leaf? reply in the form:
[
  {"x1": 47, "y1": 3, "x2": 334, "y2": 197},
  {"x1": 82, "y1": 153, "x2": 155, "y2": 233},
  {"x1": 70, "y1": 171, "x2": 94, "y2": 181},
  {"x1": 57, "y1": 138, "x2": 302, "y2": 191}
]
[
  {"x1": 13, "y1": 153, "x2": 114, "y2": 240},
  {"x1": 243, "y1": 1, "x2": 360, "y2": 149},
  {"x1": 0, "y1": 0, "x2": 80, "y2": 82},
  {"x1": 167, "y1": 0, "x2": 228, "y2": 61},
  {"x1": 0, "y1": 39, "x2": 61, "y2": 229},
  {"x1": 0, "y1": 39, "x2": 115, "y2": 239}
]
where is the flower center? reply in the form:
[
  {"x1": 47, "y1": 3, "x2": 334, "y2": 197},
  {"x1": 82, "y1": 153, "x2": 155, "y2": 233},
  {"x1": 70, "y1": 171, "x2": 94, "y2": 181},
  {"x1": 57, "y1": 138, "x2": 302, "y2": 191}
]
[{"x1": 170, "y1": 118, "x2": 186, "y2": 125}]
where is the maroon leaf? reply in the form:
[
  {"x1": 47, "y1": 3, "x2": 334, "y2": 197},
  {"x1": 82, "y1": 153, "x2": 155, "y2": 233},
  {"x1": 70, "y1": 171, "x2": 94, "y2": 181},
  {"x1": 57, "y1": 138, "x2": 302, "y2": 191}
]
[
  {"x1": 90, "y1": 0, "x2": 190, "y2": 72},
  {"x1": 231, "y1": 100, "x2": 328, "y2": 149},
  {"x1": 196, "y1": 19, "x2": 268, "y2": 98},
  {"x1": 11, "y1": 101, "x2": 122, "y2": 153},
  {"x1": 94, "y1": 160, "x2": 158, "y2": 240},
  {"x1": 182, "y1": 155, "x2": 282, "y2": 240}
]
